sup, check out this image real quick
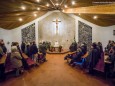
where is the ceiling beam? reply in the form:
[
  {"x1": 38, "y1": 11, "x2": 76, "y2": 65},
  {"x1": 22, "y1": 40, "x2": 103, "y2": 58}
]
[
  {"x1": 63, "y1": 4, "x2": 115, "y2": 14},
  {"x1": 50, "y1": 0, "x2": 56, "y2": 8},
  {"x1": 60, "y1": 0, "x2": 66, "y2": 6}
]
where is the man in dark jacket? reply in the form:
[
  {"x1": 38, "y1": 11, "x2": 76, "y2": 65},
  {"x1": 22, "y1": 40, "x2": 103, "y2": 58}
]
[
  {"x1": 88, "y1": 43, "x2": 100, "y2": 74},
  {"x1": 21, "y1": 42, "x2": 26, "y2": 53},
  {"x1": 31, "y1": 41, "x2": 38, "y2": 55},
  {"x1": 69, "y1": 43, "x2": 87, "y2": 65}
]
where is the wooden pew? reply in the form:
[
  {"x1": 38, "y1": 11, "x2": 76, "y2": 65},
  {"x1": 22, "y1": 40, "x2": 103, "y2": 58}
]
[
  {"x1": 22, "y1": 53, "x2": 35, "y2": 67},
  {"x1": 3, "y1": 53, "x2": 14, "y2": 73},
  {"x1": 0, "y1": 54, "x2": 7, "y2": 64},
  {"x1": 94, "y1": 53, "x2": 105, "y2": 72}
]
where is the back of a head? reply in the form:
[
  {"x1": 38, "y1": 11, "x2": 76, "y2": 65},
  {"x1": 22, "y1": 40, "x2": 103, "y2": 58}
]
[
  {"x1": 11, "y1": 46, "x2": 18, "y2": 52},
  {"x1": 33, "y1": 41, "x2": 36, "y2": 45},
  {"x1": 92, "y1": 43, "x2": 97, "y2": 49}
]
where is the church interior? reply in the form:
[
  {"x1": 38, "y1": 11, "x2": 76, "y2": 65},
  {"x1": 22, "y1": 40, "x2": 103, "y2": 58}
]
[{"x1": 0, "y1": 0, "x2": 115, "y2": 86}]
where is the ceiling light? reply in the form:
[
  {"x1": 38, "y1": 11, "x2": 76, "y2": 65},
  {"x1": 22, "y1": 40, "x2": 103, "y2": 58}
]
[
  {"x1": 36, "y1": 0, "x2": 40, "y2": 2},
  {"x1": 64, "y1": 5, "x2": 68, "y2": 8},
  {"x1": 55, "y1": 3, "x2": 59, "y2": 6},
  {"x1": 37, "y1": 7, "x2": 40, "y2": 10},
  {"x1": 46, "y1": 3, "x2": 50, "y2": 7},
  {"x1": 72, "y1": 1, "x2": 75, "y2": 5},
  {"x1": 93, "y1": 15, "x2": 98, "y2": 19},
  {"x1": 62, "y1": 9, "x2": 64, "y2": 12},
  {"x1": 19, "y1": 18, "x2": 23, "y2": 21},
  {"x1": 21, "y1": 6, "x2": 26, "y2": 10},
  {"x1": 34, "y1": 14, "x2": 37, "y2": 17}
]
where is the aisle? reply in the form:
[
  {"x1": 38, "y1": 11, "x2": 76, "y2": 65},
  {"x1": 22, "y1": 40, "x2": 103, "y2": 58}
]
[{"x1": 0, "y1": 54, "x2": 111, "y2": 86}]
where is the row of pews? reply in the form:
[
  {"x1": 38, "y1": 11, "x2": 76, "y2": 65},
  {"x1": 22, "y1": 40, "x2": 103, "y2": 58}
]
[
  {"x1": 65, "y1": 51, "x2": 112, "y2": 78},
  {"x1": 0, "y1": 53, "x2": 44, "y2": 75}
]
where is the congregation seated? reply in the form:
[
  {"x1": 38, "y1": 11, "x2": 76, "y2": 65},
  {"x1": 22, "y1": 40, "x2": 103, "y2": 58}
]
[
  {"x1": 64, "y1": 41, "x2": 111, "y2": 75},
  {"x1": 64, "y1": 43, "x2": 88, "y2": 67},
  {"x1": 1, "y1": 38, "x2": 114, "y2": 81}
]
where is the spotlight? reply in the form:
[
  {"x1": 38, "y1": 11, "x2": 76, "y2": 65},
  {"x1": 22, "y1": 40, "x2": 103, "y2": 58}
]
[
  {"x1": 21, "y1": 6, "x2": 26, "y2": 10},
  {"x1": 93, "y1": 15, "x2": 98, "y2": 19},
  {"x1": 19, "y1": 18, "x2": 23, "y2": 21},
  {"x1": 37, "y1": 7, "x2": 40, "y2": 10},
  {"x1": 72, "y1": 1, "x2": 75, "y2": 5}
]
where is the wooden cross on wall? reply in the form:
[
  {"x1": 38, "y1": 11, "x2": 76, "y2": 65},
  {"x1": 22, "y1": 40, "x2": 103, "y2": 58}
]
[{"x1": 53, "y1": 19, "x2": 61, "y2": 35}]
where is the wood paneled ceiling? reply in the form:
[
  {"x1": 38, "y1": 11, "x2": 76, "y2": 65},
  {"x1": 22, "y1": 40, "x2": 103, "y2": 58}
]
[{"x1": 0, "y1": 0, "x2": 115, "y2": 29}]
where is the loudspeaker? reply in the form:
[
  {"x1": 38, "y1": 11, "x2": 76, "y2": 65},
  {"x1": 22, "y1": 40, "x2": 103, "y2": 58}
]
[{"x1": 114, "y1": 30, "x2": 115, "y2": 35}]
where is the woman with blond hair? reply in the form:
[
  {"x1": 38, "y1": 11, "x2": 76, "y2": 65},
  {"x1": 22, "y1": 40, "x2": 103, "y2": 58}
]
[{"x1": 10, "y1": 46, "x2": 23, "y2": 76}]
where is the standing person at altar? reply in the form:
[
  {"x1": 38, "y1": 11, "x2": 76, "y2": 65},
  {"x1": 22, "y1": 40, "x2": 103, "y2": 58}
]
[{"x1": 54, "y1": 41, "x2": 59, "y2": 47}]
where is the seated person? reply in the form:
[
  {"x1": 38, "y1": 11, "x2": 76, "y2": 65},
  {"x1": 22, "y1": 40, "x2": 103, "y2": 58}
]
[
  {"x1": 64, "y1": 46, "x2": 78, "y2": 60},
  {"x1": 69, "y1": 42, "x2": 77, "y2": 52},
  {"x1": 69, "y1": 43, "x2": 87, "y2": 65},
  {"x1": 10, "y1": 46, "x2": 23, "y2": 76}
]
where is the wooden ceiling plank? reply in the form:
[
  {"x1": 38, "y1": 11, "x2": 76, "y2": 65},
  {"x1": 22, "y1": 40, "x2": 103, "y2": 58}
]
[{"x1": 63, "y1": 4, "x2": 115, "y2": 14}]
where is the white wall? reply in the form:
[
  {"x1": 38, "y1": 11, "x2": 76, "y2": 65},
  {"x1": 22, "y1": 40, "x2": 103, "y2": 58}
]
[
  {"x1": 38, "y1": 12, "x2": 75, "y2": 49},
  {"x1": 99, "y1": 26, "x2": 115, "y2": 48},
  {"x1": 0, "y1": 29, "x2": 12, "y2": 52},
  {"x1": 69, "y1": 14, "x2": 115, "y2": 49},
  {"x1": 0, "y1": 11, "x2": 115, "y2": 52}
]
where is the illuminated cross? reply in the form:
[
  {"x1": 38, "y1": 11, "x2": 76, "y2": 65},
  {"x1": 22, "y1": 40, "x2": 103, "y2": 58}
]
[{"x1": 53, "y1": 19, "x2": 61, "y2": 34}]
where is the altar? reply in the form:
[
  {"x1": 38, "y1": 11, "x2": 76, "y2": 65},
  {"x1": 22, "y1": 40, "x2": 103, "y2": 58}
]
[
  {"x1": 47, "y1": 41, "x2": 69, "y2": 54},
  {"x1": 54, "y1": 41, "x2": 59, "y2": 47},
  {"x1": 48, "y1": 41, "x2": 62, "y2": 52},
  {"x1": 52, "y1": 41, "x2": 62, "y2": 52}
]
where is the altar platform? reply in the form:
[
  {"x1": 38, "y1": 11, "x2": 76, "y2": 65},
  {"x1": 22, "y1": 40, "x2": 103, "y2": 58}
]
[{"x1": 47, "y1": 49, "x2": 69, "y2": 54}]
